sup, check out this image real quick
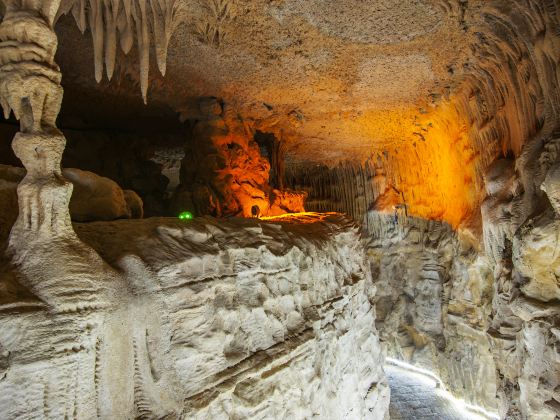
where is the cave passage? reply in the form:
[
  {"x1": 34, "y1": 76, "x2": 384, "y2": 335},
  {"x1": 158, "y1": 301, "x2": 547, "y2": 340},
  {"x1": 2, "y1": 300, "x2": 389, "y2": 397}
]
[
  {"x1": 387, "y1": 364, "x2": 477, "y2": 420},
  {"x1": 0, "y1": 1, "x2": 559, "y2": 419}
]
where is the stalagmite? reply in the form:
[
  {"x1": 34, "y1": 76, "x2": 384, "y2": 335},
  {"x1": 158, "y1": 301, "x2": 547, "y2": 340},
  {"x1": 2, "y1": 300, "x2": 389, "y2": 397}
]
[{"x1": 0, "y1": 0, "x2": 121, "y2": 314}]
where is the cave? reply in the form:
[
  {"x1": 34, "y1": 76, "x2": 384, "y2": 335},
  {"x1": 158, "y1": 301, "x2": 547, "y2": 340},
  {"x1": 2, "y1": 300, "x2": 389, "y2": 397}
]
[{"x1": 0, "y1": 1, "x2": 559, "y2": 419}]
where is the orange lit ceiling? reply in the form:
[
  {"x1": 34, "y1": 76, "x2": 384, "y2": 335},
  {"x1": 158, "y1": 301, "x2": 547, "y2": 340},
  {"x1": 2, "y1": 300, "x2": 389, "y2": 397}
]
[{"x1": 49, "y1": 1, "x2": 557, "y2": 229}]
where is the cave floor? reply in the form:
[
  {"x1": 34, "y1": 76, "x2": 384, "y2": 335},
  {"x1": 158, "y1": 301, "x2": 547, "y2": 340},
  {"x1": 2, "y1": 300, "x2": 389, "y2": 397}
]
[{"x1": 387, "y1": 365, "x2": 481, "y2": 420}]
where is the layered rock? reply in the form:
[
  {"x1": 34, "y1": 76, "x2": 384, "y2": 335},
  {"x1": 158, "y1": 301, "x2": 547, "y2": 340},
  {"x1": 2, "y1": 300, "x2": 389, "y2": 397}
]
[
  {"x1": 279, "y1": 106, "x2": 560, "y2": 420},
  {"x1": 285, "y1": 132, "x2": 560, "y2": 419},
  {"x1": 366, "y1": 213, "x2": 500, "y2": 413},
  {"x1": 364, "y1": 139, "x2": 560, "y2": 419},
  {"x1": 172, "y1": 98, "x2": 305, "y2": 218},
  {"x1": 0, "y1": 213, "x2": 390, "y2": 419},
  {"x1": 484, "y1": 137, "x2": 560, "y2": 419}
]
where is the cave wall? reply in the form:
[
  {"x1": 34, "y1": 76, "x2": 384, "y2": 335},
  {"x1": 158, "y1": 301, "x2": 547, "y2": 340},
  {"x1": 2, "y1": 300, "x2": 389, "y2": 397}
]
[
  {"x1": 172, "y1": 98, "x2": 305, "y2": 218},
  {"x1": 285, "y1": 2, "x2": 560, "y2": 418},
  {"x1": 365, "y1": 133, "x2": 560, "y2": 418},
  {"x1": 367, "y1": 214, "x2": 499, "y2": 413},
  {"x1": 0, "y1": 214, "x2": 390, "y2": 419},
  {"x1": 0, "y1": 0, "x2": 559, "y2": 417},
  {"x1": 363, "y1": 136, "x2": 560, "y2": 420},
  {"x1": 0, "y1": 2, "x2": 386, "y2": 417}
]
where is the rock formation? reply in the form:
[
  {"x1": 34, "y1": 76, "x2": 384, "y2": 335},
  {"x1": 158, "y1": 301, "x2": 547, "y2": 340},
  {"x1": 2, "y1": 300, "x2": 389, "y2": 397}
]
[
  {"x1": 1, "y1": 0, "x2": 560, "y2": 419},
  {"x1": 0, "y1": 164, "x2": 144, "y2": 225},
  {"x1": 172, "y1": 98, "x2": 305, "y2": 218},
  {"x1": 0, "y1": 213, "x2": 389, "y2": 419},
  {"x1": 58, "y1": 0, "x2": 179, "y2": 102}
]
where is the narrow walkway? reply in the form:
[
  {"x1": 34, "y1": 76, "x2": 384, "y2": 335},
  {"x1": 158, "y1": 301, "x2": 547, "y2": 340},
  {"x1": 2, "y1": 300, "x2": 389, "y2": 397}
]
[{"x1": 386, "y1": 364, "x2": 482, "y2": 420}]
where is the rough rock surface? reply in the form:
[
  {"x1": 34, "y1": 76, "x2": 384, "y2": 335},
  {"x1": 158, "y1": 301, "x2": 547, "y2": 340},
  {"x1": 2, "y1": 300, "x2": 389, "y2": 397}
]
[
  {"x1": 64, "y1": 168, "x2": 136, "y2": 222},
  {"x1": 3, "y1": 0, "x2": 560, "y2": 227},
  {"x1": 365, "y1": 141, "x2": 560, "y2": 419},
  {"x1": 0, "y1": 164, "x2": 143, "y2": 226},
  {"x1": 172, "y1": 99, "x2": 305, "y2": 218},
  {"x1": 284, "y1": 134, "x2": 560, "y2": 419},
  {"x1": 1, "y1": 0, "x2": 560, "y2": 418},
  {"x1": 367, "y1": 214, "x2": 500, "y2": 413},
  {"x1": 0, "y1": 213, "x2": 390, "y2": 419},
  {"x1": 123, "y1": 189, "x2": 144, "y2": 219}
]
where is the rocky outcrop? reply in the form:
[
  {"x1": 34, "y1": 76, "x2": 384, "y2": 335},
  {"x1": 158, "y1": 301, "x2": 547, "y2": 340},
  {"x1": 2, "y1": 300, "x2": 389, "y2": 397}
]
[
  {"x1": 172, "y1": 98, "x2": 305, "y2": 218},
  {"x1": 365, "y1": 136, "x2": 560, "y2": 419},
  {"x1": 0, "y1": 213, "x2": 389, "y2": 419},
  {"x1": 366, "y1": 213, "x2": 500, "y2": 414},
  {"x1": 64, "y1": 168, "x2": 142, "y2": 222},
  {"x1": 0, "y1": 164, "x2": 143, "y2": 230},
  {"x1": 285, "y1": 139, "x2": 560, "y2": 419},
  {"x1": 0, "y1": 123, "x2": 184, "y2": 217},
  {"x1": 484, "y1": 137, "x2": 560, "y2": 419}
]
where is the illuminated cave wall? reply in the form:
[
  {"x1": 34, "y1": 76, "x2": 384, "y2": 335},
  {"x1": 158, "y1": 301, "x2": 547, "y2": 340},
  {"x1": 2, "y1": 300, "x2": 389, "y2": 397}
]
[
  {"x1": 288, "y1": 0, "x2": 560, "y2": 230},
  {"x1": 285, "y1": 3, "x2": 560, "y2": 418},
  {"x1": 287, "y1": 101, "x2": 478, "y2": 228},
  {"x1": 172, "y1": 99, "x2": 305, "y2": 218}
]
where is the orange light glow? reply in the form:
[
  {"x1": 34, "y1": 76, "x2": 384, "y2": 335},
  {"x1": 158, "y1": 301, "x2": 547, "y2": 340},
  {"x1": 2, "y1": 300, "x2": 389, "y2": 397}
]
[
  {"x1": 259, "y1": 211, "x2": 340, "y2": 223},
  {"x1": 362, "y1": 100, "x2": 479, "y2": 228}
]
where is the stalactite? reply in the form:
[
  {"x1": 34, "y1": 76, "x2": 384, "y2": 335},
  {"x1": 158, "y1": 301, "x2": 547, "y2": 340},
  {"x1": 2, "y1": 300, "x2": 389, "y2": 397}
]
[
  {"x1": 58, "y1": 0, "x2": 178, "y2": 103},
  {"x1": 287, "y1": 0, "x2": 560, "y2": 232}
]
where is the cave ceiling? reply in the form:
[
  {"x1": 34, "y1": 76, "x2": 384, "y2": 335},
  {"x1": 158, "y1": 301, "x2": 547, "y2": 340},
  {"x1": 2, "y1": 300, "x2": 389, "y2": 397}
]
[{"x1": 52, "y1": 0, "x2": 474, "y2": 164}]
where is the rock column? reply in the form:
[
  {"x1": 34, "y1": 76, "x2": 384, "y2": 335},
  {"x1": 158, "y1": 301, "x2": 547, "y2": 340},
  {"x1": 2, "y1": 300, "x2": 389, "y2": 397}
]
[
  {"x1": 0, "y1": 0, "x2": 70, "y2": 239},
  {"x1": 0, "y1": 1, "x2": 117, "y2": 311}
]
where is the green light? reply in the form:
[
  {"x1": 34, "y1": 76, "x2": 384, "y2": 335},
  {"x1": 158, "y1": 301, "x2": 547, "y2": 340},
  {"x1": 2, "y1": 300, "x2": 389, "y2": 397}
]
[{"x1": 178, "y1": 211, "x2": 194, "y2": 220}]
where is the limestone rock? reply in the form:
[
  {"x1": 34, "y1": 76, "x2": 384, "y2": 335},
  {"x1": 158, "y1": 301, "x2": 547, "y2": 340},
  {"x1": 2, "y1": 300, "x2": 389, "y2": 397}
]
[
  {"x1": 366, "y1": 211, "x2": 500, "y2": 413},
  {"x1": 0, "y1": 213, "x2": 390, "y2": 419},
  {"x1": 268, "y1": 189, "x2": 307, "y2": 216},
  {"x1": 64, "y1": 168, "x2": 131, "y2": 222},
  {"x1": 542, "y1": 163, "x2": 560, "y2": 216},
  {"x1": 1, "y1": 0, "x2": 560, "y2": 419},
  {"x1": 0, "y1": 164, "x2": 144, "y2": 224},
  {"x1": 514, "y1": 212, "x2": 560, "y2": 302},
  {"x1": 123, "y1": 189, "x2": 144, "y2": 219},
  {"x1": 175, "y1": 105, "x2": 306, "y2": 218}
]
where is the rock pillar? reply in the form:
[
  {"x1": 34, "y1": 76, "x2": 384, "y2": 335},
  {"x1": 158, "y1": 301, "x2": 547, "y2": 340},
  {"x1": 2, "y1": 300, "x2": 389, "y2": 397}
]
[{"x1": 0, "y1": 1, "x2": 117, "y2": 311}]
